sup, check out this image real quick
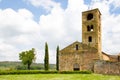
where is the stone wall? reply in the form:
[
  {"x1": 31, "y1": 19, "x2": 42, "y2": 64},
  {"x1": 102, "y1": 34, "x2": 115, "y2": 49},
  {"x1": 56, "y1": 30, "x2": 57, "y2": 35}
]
[{"x1": 94, "y1": 60, "x2": 120, "y2": 75}]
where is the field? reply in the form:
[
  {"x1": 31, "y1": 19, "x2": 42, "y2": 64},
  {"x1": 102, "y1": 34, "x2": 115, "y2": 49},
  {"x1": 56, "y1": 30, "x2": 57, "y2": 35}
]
[
  {"x1": 0, "y1": 74, "x2": 120, "y2": 80},
  {"x1": 0, "y1": 61, "x2": 55, "y2": 70}
]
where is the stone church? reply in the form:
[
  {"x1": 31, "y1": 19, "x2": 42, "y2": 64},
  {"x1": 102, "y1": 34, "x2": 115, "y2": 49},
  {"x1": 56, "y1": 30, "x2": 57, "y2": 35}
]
[{"x1": 59, "y1": 8, "x2": 120, "y2": 74}]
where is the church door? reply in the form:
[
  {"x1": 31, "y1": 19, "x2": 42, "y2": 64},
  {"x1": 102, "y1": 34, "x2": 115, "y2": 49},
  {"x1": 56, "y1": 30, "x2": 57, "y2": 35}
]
[{"x1": 73, "y1": 63, "x2": 80, "y2": 71}]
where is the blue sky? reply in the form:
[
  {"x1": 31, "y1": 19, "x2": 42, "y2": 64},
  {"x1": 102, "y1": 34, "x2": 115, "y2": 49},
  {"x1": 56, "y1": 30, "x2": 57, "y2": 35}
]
[
  {"x1": 0, "y1": 0, "x2": 68, "y2": 22},
  {"x1": 0, "y1": 0, "x2": 120, "y2": 63}
]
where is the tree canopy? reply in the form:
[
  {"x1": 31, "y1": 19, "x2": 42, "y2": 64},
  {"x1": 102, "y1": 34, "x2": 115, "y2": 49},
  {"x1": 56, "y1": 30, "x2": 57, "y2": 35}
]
[{"x1": 19, "y1": 48, "x2": 36, "y2": 70}]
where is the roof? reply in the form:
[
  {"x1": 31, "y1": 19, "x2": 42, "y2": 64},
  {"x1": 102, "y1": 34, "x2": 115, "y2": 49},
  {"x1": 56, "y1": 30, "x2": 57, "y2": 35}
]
[
  {"x1": 60, "y1": 41, "x2": 81, "y2": 51},
  {"x1": 60, "y1": 41, "x2": 97, "y2": 52},
  {"x1": 102, "y1": 52, "x2": 119, "y2": 61},
  {"x1": 82, "y1": 8, "x2": 101, "y2": 15},
  {"x1": 109, "y1": 55, "x2": 118, "y2": 59},
  {"x1": 102, "y1": 52, "x2": 110, "y2": 57}
]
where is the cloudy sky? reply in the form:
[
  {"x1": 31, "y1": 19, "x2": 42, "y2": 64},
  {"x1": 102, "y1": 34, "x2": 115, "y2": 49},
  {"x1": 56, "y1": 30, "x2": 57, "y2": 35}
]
[{"x1": 0, "y1": 0, "x2": 120, "y2": 63}]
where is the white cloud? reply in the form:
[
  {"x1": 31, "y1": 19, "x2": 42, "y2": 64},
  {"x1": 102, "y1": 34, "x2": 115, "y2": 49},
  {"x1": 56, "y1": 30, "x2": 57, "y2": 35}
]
[
  {"x1": 0, "y1": 42, "x2": 18, "y2": 61},
  {"x1": 0, "y1": 8, "x2": 40, "y2": 62},
  {"x1": 0, "y1": 8, "x2": 39, "y2": 33},
  {"x1": 39, "y1": 6, "x2": 65, "y2": 40},
  {"x1": 24, "y1": 0, "x2": 60, "y2": 11},
  {"x1": 18, "y1": 9, "x2": 34, "y2": 19},
  {"x1": 0, "y1": 0, "x2": 120, "y2": 64},
  {"x1": 109, "y1": 0, "x2": 120, "y2": 8}
]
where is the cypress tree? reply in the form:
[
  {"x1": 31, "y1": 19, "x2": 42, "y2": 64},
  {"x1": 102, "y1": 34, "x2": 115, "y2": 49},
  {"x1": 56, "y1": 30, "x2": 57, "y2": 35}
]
[
  {"x1": 56, "y1": 46, "x2": 59, "y2": 71},
  {"x1": 44, "y1": 42, "x2": 49, "y2": 71}
]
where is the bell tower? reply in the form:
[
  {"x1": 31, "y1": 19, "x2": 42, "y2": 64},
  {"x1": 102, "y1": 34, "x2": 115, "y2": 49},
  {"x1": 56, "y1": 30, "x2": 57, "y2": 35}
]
[{"x1": 82, "y1": 8, "x2": 102, "y2": 57}]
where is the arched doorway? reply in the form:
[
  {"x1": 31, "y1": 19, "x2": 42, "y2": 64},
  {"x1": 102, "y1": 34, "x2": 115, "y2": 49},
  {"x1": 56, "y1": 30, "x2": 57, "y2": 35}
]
[{"x1": 73, "y1": 63, "x2": 80, "y2": 71}]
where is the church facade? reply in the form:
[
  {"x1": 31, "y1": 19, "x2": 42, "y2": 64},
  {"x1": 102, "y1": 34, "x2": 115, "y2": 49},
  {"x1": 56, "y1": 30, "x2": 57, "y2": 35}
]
[{"x1": 59, "y1": 8, "x2": 120, "y2": 74}]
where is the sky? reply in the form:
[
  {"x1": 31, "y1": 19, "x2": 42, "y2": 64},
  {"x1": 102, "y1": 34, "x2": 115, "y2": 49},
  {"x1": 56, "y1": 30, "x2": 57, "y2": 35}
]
[{"x1": 0, "y1": 0, "x2": 120, "y2": 63}]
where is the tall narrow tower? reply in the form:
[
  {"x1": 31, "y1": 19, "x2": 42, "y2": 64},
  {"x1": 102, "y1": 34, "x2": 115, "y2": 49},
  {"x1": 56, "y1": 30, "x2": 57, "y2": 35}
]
[{"x1": 82, "y1": 8, "x2": 102, "y2": 57}]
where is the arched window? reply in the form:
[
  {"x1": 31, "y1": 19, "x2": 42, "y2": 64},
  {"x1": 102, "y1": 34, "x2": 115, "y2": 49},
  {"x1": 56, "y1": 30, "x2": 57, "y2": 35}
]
[
  {"x1": 76, "y1": 44, "x2": 79, "y2": 50},
  {"x1": 118, "y1": 56, "x2": 120, "y2": 62},
  {"x1": 88, "y1": 36, "x2": 92, "y2": 42},
  {"x1": 87, "y1": 13, "x2": 93, "y2": 20},
  {"x1": 91, "y1": 25, "x2": 93, "y2": 31},
  {"x1": 87, "y1": 25, "x2": 90, "y2": 31},
  {"x1": 87, "y1": 25, "x2": 94, "y2": 32},
  {"x1": 73, "y1": 63, "x2": 80, "y2": 71}
]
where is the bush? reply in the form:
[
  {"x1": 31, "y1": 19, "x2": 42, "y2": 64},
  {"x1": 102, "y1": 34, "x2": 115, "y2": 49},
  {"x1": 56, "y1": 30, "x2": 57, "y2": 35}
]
[
  {"x1": 59, "y1": 71, "x2": 92, "y2": 74},
  {"x1": 0, "y1": 70, "x2": 92, "y2": 75},
  {"x1": 0, "y1": 70, "x2": 58, "y2": 75}
]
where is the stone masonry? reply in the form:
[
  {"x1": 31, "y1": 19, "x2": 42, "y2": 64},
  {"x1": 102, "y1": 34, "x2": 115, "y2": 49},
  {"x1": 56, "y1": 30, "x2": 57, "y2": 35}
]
[{"x1": 94, "y1": 60, "x2": 120, "y2": 75}]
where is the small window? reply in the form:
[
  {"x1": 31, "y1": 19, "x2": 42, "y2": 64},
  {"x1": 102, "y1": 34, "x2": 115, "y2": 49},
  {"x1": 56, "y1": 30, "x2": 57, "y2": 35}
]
[
  {"x1": 87, "y1": 25, "x2": 94, "y2": 32},
  {"x1": 73, "y1": 63, "x2": 80, "y2": 71},
  {"x1": 76, "y1": 44, "x2": 79, "y2": 50},
  {"x1": 118, "y1": 56, "x2": 120, "y2": 62},
  {"x1": 91, "y1": 25, "x2": 93, "y2": 31},
  {"x1": 88, "y1": 36, "x2": 92, "y2": 42},
  {"x1": 99, "y1": 26, "x2": 100, "y2": 32},
  {"x1": 87, "y1": 13, "x2": 93, "y2": 20},
  {"x1": 87, "y1": 25, "x2": 90, "y2": 31}
]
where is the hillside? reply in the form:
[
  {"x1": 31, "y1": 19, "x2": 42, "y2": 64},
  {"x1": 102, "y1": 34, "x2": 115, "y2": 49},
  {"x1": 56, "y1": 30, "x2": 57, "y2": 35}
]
[{"x1": 0, "y1": 61, "x2": 56, "y2": 70}]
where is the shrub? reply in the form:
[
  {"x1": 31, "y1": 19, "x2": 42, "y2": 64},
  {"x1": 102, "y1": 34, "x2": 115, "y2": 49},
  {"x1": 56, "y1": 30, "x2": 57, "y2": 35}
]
[
  {"x1": 59, "y1": 71, "x2": 92, "y2": 74},
  {"x1": 0, "y1": 70, "x2": 58, "y2": 75},
  {"x1": 0, "y1": 70, "x2": 92, "y2": 75}
]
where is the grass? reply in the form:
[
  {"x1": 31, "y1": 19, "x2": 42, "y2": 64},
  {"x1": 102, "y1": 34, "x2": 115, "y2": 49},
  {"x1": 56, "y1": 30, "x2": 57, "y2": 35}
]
[{"x1": 0, "y1": 74, "x2": 120, "y2": 80}]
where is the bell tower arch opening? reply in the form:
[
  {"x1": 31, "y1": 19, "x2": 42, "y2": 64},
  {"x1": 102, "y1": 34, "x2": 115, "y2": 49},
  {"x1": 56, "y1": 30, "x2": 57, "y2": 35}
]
[
  {"x1": 87, "y1": 25, "x2": 94, "y2": 32},
  {"x1": 87, "y1": 13, "x2": 93, "y2": 20}
]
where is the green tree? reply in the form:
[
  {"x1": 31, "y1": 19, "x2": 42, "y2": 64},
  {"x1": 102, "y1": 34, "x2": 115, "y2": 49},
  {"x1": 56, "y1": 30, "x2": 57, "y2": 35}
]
[
  {"x1": 19, "y1": 48, "x2": 36, "y2": 70},
  {"x1": 56, "y1": 46, "x2": 59, "y2": 71},
  {"x1": 44, "y1": 42, "x2": 49, "y2": 71}
]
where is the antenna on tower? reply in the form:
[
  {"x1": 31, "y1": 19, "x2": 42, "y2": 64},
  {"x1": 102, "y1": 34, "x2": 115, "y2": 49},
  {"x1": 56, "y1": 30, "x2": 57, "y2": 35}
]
[
  {"x1": 88, "y1": 1, "x2": 93, "y2": 10},
  {"x1": 88, "y1": 4, "x2": 91, "y2": 10}
]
